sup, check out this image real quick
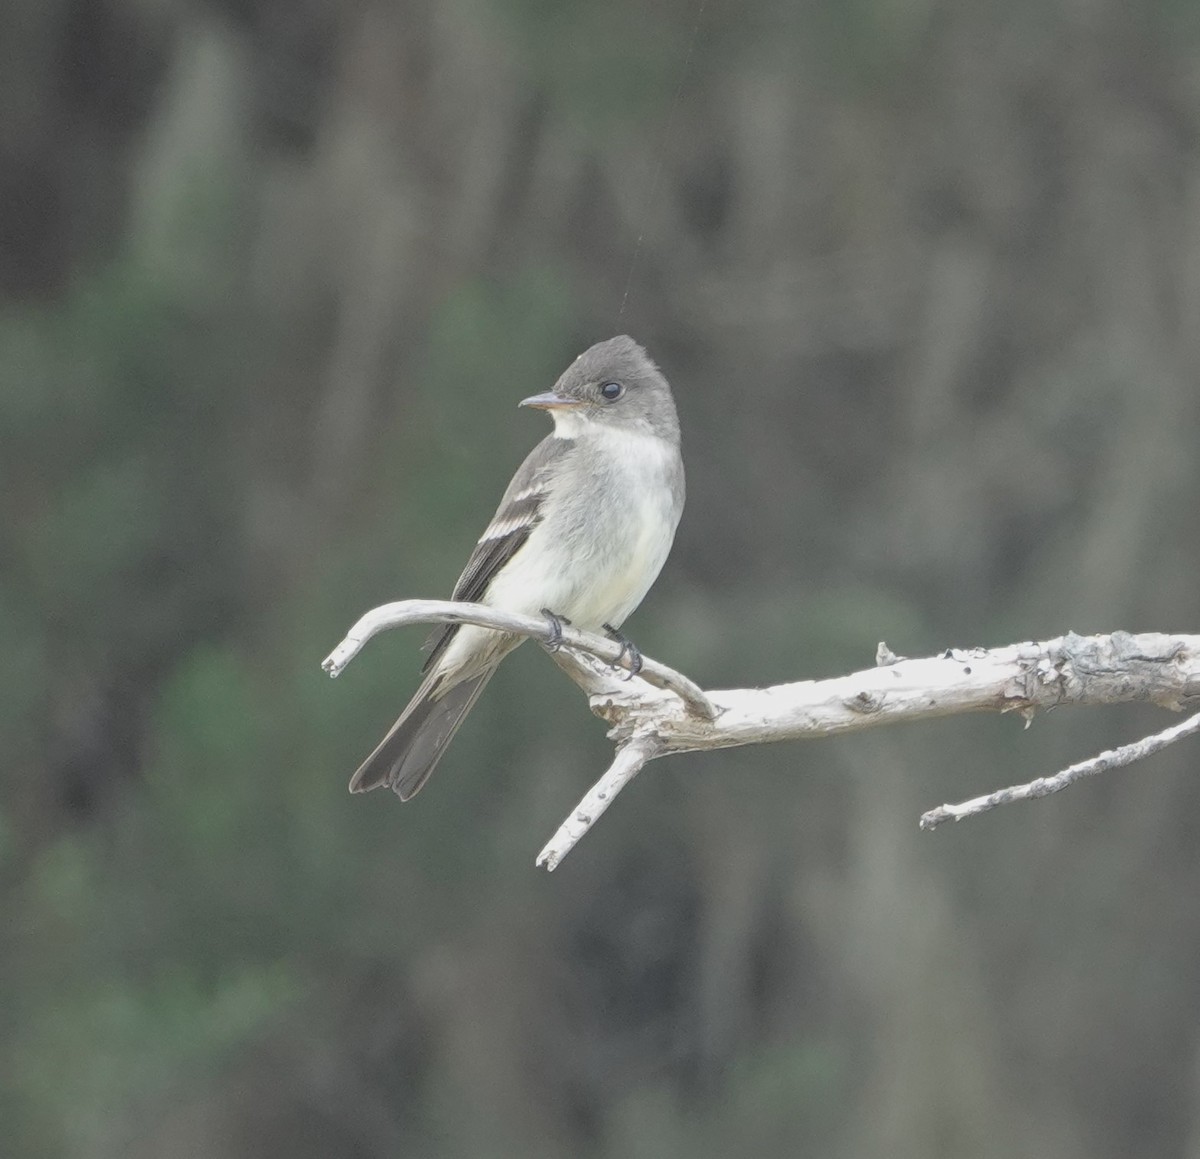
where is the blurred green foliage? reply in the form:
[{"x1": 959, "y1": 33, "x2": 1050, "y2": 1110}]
[
  {"x1": 6, "y1": 0, "x2": 1200, "y2": 1157},
  {"x1": 0, "y1": 214, "x2": 602, "y2": 1151}
]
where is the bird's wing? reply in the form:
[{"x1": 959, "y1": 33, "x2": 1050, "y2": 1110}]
[{"x1": 422, "y1": 435, "x2": 572, "y2": 674}]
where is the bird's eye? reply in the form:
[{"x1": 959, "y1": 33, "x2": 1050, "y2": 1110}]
[{"x1": 600, "y1": 381, "x2": 624, "y2": 401}]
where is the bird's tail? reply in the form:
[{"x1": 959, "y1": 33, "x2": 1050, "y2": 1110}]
[{"x1": 348, "y1": 667, "x2": 496, "y2": 800}]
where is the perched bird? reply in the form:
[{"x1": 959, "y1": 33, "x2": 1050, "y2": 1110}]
[{"x1": 349, "y1": 335, "x2": 685, "y2": 800}]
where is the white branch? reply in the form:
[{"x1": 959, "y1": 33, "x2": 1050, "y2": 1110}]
[
  {"x1": 535, "y1": 733, "x2": 662, "y2": 871},
  {"x1": 322, "y1": 607, "x2": 1200, "y2": 869},
  {"x1": 919, "y1": 708, "x2": 1200, "y2": 829},
  {"x1": 321, "y1": 599, "x2": 714, "y2": 719}
]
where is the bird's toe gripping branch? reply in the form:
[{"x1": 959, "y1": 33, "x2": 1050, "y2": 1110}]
[{"x1": 602, "y1": 622, "x2": 643, "y2": 679}]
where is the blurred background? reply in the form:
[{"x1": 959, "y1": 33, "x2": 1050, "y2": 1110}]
[{"x1": 4, "y1": 0, "x2": 1200, "y2": 1155}]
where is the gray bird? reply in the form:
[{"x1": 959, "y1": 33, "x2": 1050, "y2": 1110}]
[{"x1": 349, "y1": 335, "x2": 685, "y2": 800}]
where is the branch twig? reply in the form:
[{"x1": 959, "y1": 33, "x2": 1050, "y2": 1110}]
[
  {"x1": 919, "y1": 709, "x2": 1200, "y2": 829},
  {"x1": 323, "y1": 608, "x2": 1200, "y2": 869},
  {"x1": 321, "y1": 599, "x2": 715, "y2": 720},
  {"x1": 536, "y1": 734, "x2": 662, "y2": 870}
]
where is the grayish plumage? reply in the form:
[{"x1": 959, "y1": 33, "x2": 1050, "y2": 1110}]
[{"x1": 349, "y1": 335, "x2": 684, "y2": 799}]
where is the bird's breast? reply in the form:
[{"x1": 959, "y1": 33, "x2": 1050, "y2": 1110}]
[{"x1": 484, "y1": 428, "x2": 682, "y2": 630}]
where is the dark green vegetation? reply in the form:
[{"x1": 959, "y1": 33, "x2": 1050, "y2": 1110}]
[{"x1": 4, "y1": 2, "x2": 1200, "y2": 1156}]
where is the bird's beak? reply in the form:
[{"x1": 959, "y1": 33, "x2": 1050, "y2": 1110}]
[{"x1": 519, "y1": 391, "x2": 584, "y2": 410}]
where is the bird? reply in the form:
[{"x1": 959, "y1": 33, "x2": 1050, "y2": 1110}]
[{"x1": 349, "y1": 334, "x2": 685, "y2": 800}]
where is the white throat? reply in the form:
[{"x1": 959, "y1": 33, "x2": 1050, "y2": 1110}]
[
  {"x1": 549, "y1": 409, "x2": 594, "y2": 440},
  {"x1": 550, "y1": 410, "x2": 668, "y2": 445}
]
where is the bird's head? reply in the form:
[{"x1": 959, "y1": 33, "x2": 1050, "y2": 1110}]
[{"x1": 520, "y1": 335, "x2": 679, "y2": 442}]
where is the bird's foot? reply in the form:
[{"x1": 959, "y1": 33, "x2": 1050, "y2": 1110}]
[
  {"x1": 541, "y1": 608, "x2": 571, "y2": 652},
  {"x1": 603, "y1": 622, "x2": 643, "y2": 679}
]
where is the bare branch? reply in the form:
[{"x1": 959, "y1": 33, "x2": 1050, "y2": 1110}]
[
  {"x1": 919, "y1": 709, "x2": 1200, "y2": 829},
  {"x1": 321, "y1": 598, "x2": 715, "y2": 719},
  {"x1": 323, "y1": 607, "x2": 1200, "y2": 869},
  {"x1": 535, "y1": 734, "x2": 662, "y2": 871}
]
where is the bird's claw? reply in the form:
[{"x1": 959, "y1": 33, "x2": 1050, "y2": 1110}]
[
  {"x1": 541, "y1": 608, "x2": 571, "y2": 652},
  {"x1": 603, "y1": 622, "x2": 643, "y2": 680}
]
